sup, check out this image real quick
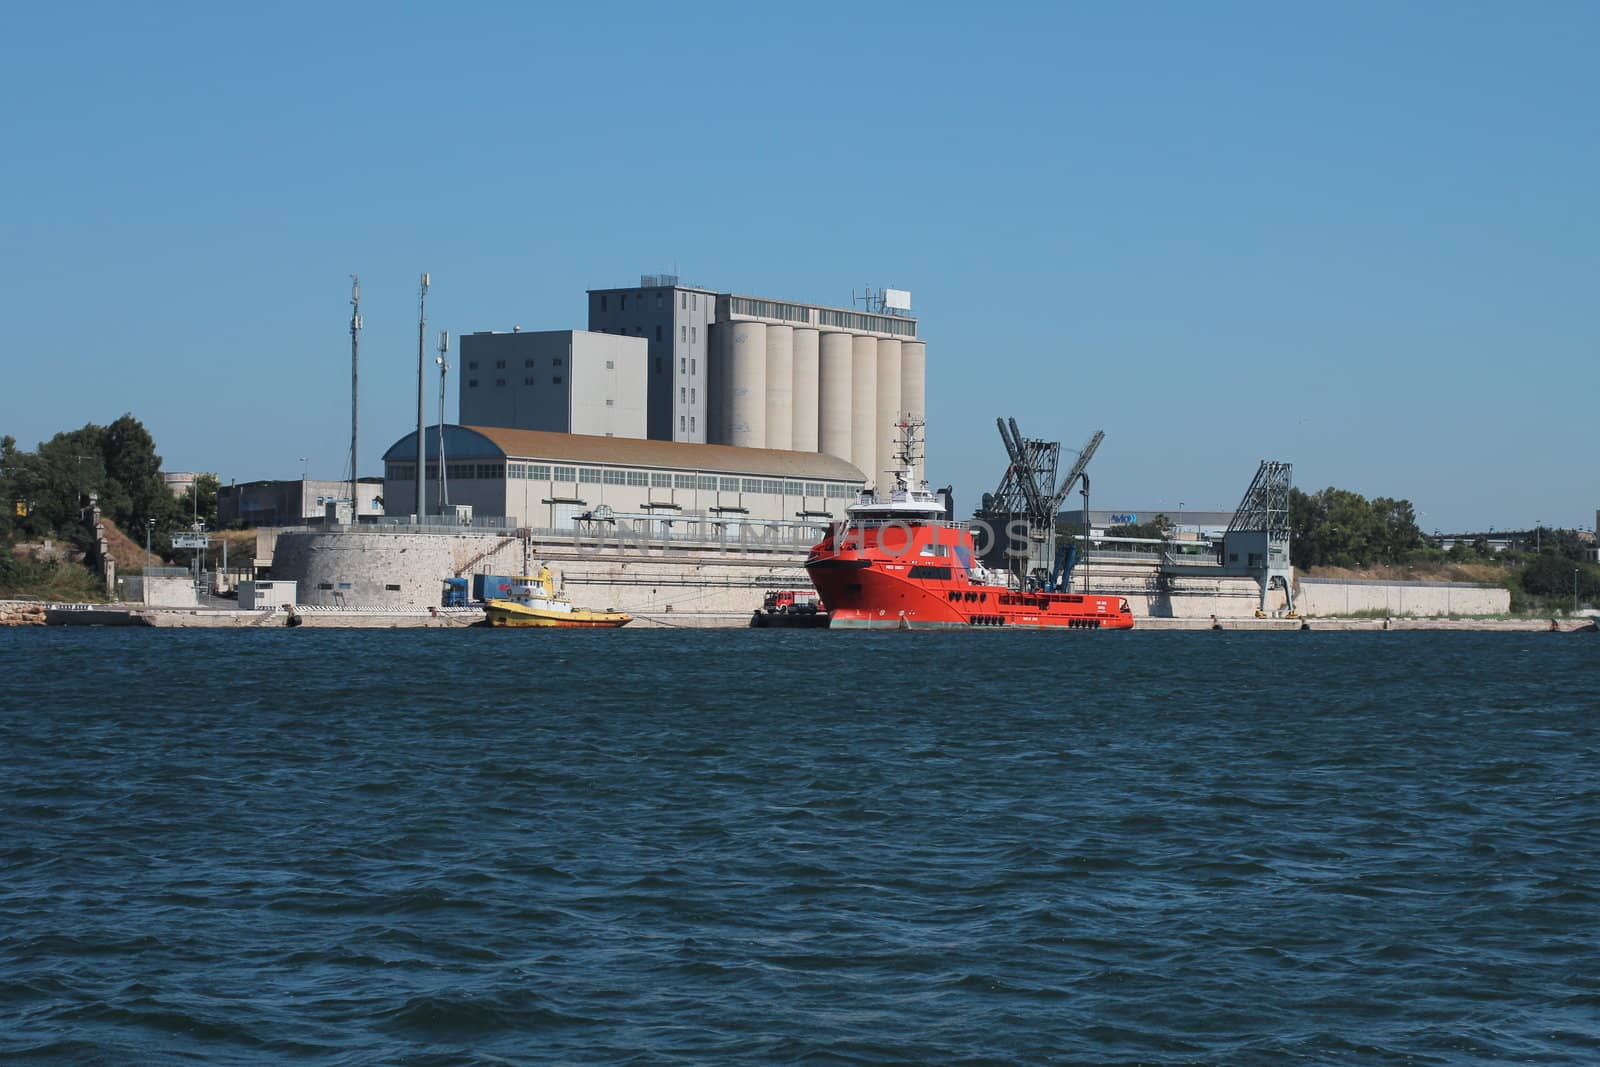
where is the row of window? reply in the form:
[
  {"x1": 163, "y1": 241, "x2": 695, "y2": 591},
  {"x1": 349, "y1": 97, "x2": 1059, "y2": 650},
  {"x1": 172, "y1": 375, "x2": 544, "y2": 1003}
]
[
  {"x1": 816, "y1": 308, "x2": 918, "y2": 337},
  {"x1": 596, "y1": 290, "x2": 701, "y2": 313},
  {"x1": 731, "y1": 297, "x2": 811, "y2": 323},
  {"x1": 466, "y1": 357, "x2": 563, "y2": 371},
  {"x1": 468, "y1": 377, "x2": 562, "y2": 388},
  {"x1": 387, "y1": 462, "x2": 854, "y2": 498}
]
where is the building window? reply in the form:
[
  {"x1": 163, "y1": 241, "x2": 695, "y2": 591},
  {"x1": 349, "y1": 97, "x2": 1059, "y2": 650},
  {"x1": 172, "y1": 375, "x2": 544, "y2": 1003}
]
[
  {"x1": 525, "y1": 359, "x2": 535, "y2": 368},
  {"x1": 580, "y1": 468, "x2": 602, "y2": 484},
  {"x1": 385, "y1": 584, "x2": 401, "y2": 591},
  {"x1": 680, "y1": 357, "x2": 685, "y2": 373},
  {"x1": 655, "y1": 325, "x2": 662, "y2": 341},
  {"x1": 681, "y1": 292, "x2": 686, "y2": 310},
  {"x1": 553, "y1": 466, "x2": 575, "y2": 481},
  {"x1": 699, "y1": 475, "x2": 718, "y2": 490},
  {"x1": 656, "y1": 292, "x2": 663, "y2": 308},
  {"x1": 496, "y1": 360, "x2": 506, "y2": 369},
  {"x1": 468, "y1": 361, "x2": 478, "y2": 370},
  {"x1": 468, "y1": 379, "x2": 479, "y2": 388},
  {"x1": 680, "y1": 387, "x2": 685, "y2": 403},
  {"x1": 553, "y1": 376, "x2": 563, "y2": 385},
  {"x1": 690, "y1": 416, "x2": 695, "y2": 432},
  {"x1": 690, "y1": 388, "x2": 696, "y2": 403},
  {"x1": 680, "y1": 415, "x2": 685, "y2": 431},
  {"x1": 620, "y1": 294, "x2": 627, "y2": 311},
  {"x1": 605, "y1": 398, "x2": 614, "y2": 406},
  {"x1": 496, "y1": 378, "x2": 506, "y2": 386},
  {"x1": 626, "y1": 470, "x2": 648, "y2": 487},
  {"x1": 655, "y1": 357, "x2": 662, "y2": 373},
  {"x1": 651, "y1": 473, "x2": 672, "y2": 488},
  {"x1": 554, "y1": 358, "x2": 563, "y2": 366},
  {"x1": 691, "y1": 326, "x2": 696, "y2": 344},
  {"x1": 606, "y1": 360, "x2": 614, "y2": 369},
  {"x1": 524, "y1": 376, "x2": 534, "y2": 385},
  {"x1": 603, "y1": 469, "x2": 627, "y2": 486},
  {"x1": 680, "y1": 325, "x2": 686, "y2": 343},
  {"x1": 318, "y1": 582, "x2": 333, "y2": 590},
  {"x1": 691, "y1": 358, "x2": 696, "y2": 375}
]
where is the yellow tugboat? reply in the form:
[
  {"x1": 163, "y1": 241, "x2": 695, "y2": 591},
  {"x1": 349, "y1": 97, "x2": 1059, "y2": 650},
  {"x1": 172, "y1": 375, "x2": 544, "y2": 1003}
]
[{"x1": 483, "y1": 564, "x2": 631, "y2": 628}]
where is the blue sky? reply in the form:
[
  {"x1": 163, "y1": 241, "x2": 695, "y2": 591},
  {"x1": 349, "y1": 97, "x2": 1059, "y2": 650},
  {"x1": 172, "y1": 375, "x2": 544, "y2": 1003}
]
[{"x1": 2, "y1": 2, "x2": 1594, "y2": 531}]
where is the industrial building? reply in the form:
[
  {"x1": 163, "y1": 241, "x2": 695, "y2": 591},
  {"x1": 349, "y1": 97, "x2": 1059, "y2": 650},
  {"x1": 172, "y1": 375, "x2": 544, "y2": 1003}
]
[
  {"x1": 219, "y1": 478, "x2": 385, "y2": 527},
  {"x1": 382, "y1": 425, "x2": 865, "y2": 535},
  {"x1": 586, "y1": 277, "x2": 926, "y2": 485},
  {"x1": 457, "y1": 329, "x2": 647, "y2": 439}
]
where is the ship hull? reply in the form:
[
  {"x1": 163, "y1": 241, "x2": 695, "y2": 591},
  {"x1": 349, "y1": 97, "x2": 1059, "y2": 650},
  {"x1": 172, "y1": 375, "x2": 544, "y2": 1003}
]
[
  {"x1": 484, "y1": 599, "x2": 631, "y2": 628},
  {"x1": 808, "y1": 556, "x2": 1133, "y2": 631}
]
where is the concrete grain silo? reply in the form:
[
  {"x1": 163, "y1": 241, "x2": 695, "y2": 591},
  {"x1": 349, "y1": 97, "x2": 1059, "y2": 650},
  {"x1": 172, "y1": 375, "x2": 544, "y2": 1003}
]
[
  {"x1": 850, "y1": 335, "x2": 878, "y2": 483},
  {"x1": 728, "y1": 321, "x2": 768, "y2": 449},
  {"x1": 819, "y1": 332, "x2": 853, "y2": 462},
  {"x1": 764, "y1": 325, "x2": 794, "y2": 451},
  {"x1": 900, "y1": 340, "x2": 926, "y2": 478},
  {"x1": 791, "y1": 328, "x2": 820, "y2": 453},
  {"x1": 875, "y1": 338, "x2": 902, "y2": 480}
]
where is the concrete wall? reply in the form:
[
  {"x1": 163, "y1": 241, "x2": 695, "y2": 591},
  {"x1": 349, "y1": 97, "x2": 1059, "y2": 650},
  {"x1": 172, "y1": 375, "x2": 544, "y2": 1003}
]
[
  {"x1": 270, "y1": 527, "x2": 814, "y2": 620},
  {"x1": 119, "y1": 575, "x2": 200, "y2": 607},
  {"x1": 569, "y1": 333, "x2": 648, "y2": 439},
  {"x1": 1296, "y1": 578, "x2": 1510, "y2": 617}
]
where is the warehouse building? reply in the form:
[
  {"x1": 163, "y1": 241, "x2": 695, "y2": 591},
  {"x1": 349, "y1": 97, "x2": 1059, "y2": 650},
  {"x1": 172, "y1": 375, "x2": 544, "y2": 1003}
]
[
  {"x1": 382, "y1": 425, "x2": 865, "y2": 536},
  {"x1": 457, "y1": 329, "x2": 647, "y2": 439},
  {"x1": 586, "y1": 277, "x2": 926, "y2": 485}
]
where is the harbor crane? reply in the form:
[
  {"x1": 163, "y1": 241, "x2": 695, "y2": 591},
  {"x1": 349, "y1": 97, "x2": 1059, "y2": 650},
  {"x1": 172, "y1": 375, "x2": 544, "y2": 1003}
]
[{"x1": 977, "y1": 419, "x2": 1104, "y2": 591}]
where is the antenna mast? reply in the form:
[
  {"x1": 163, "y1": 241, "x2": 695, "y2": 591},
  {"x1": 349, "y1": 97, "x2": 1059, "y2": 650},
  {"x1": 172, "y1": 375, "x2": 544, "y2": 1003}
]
[
  {"x1": 415, "y1": 272, "x2": 429, "y2": 519},
  {"x1": 436, "y1": 331, "x2": 450, "y2": 511},
  {"x1": 349, "y1": 274, "x2": 362, "y2": 522}
]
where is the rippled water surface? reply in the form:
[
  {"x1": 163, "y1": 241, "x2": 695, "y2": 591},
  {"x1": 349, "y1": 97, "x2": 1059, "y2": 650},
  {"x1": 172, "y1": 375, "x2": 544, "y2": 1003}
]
[{"x1": 2, "y1": 629, "x2": 1597, "y2": 1064}]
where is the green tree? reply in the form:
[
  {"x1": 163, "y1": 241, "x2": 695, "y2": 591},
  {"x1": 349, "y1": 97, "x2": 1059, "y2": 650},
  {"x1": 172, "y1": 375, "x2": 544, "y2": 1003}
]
[{"x1": 174, "y1": 473, "x2": 221, "y2": 530}]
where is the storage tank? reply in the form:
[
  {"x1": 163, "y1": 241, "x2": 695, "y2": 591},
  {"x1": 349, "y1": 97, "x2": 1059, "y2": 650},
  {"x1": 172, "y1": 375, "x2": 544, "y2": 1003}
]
[
  {"x1": 728, "y1": 321, "x2": 767, "y2": 449},
  {"x1": 875, "y1": 338, "x2": 902, "y2": 482},
  {"x1": 900, "y1": 340, "x2": 927, "y2": 479},
  {"x1": 850, "y1": 335, "x2": 878, "y2": 484},
  {"x1": 764, "y1": 325, "x2": 794, "y2": 451},
  {"x1": 818, "y1": 332, "x2": 853, "y2": 462},
  {"x1": 791, "y1": 328, "x2": 820, "y2": 453}
]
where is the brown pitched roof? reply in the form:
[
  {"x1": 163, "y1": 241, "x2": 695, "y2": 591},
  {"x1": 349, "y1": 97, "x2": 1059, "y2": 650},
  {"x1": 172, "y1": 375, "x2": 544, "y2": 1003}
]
[{"x1": 389, "y1": 425, "x2": 865, "y2": 482}]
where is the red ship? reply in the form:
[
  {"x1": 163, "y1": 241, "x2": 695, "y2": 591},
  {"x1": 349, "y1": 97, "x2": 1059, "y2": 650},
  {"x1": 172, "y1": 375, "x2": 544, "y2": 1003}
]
[{"x1": 806, "y1": 422, "x2": 1134, "y2": 631}]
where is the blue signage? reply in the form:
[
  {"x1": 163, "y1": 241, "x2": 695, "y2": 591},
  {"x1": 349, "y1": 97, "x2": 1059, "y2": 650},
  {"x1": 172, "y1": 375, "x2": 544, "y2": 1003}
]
[{"x1": 1110, "y1": 513, "x2": 1139, "y2": 525}]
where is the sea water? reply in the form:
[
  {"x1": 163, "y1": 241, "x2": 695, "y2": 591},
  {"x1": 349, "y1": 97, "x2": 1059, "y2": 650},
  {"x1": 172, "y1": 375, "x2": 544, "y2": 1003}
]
[{"x1": 2, "y1": 629, "x2": 1596, "y2": 1064}]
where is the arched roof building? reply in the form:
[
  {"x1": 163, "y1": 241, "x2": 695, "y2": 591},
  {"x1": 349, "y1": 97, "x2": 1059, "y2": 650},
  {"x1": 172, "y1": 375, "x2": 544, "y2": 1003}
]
[{"x1": 381, "y1": 425, "x2": 865, "y2": 535}]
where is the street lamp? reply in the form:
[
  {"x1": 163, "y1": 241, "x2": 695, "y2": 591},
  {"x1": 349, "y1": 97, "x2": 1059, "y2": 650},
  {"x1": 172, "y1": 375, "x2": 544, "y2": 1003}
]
[
  {"x1": 300, "y1": 456, "x2": 310, "y2": 482},
  {"x1": 145, "y1": 518, "x2": 154, "y2": 564},
  {"x1": 1576, "y1": 568, "x2": 1582, "y2": 615}
]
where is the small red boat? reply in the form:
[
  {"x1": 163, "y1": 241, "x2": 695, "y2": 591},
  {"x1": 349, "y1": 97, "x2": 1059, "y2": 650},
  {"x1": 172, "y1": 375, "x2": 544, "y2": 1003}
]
[{"x1": 806, "y1": 423, "x2": 1134, "y2": 631}]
